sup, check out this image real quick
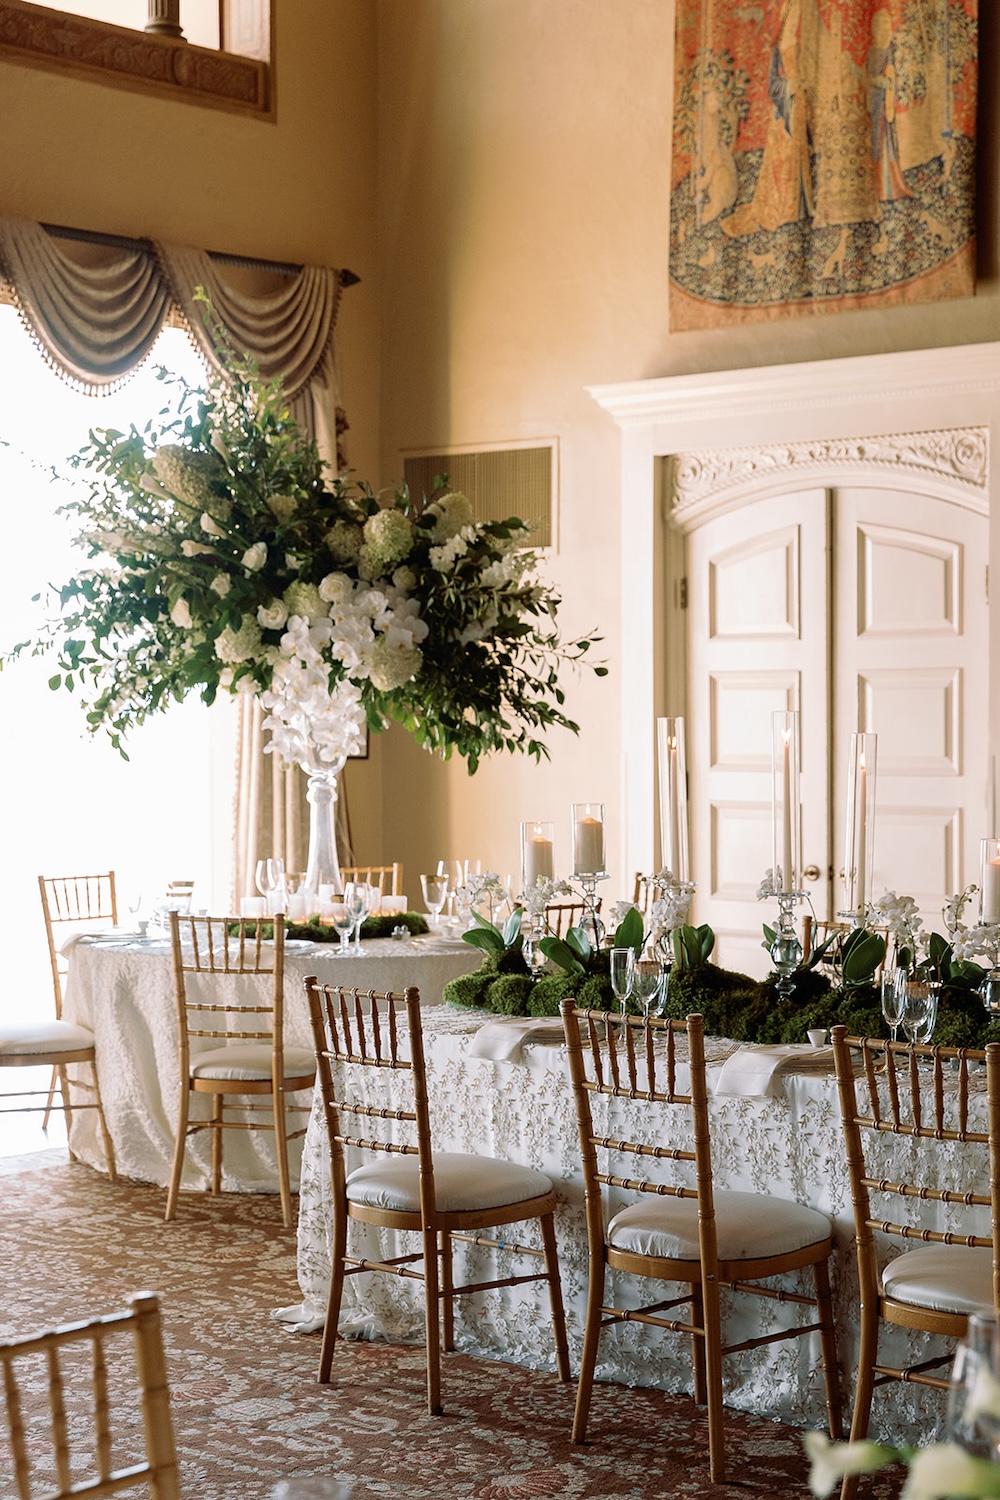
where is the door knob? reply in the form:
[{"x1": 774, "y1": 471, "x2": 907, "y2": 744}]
[{"x1": 802, "y1": 864, "x2": 821, "y2": 882}]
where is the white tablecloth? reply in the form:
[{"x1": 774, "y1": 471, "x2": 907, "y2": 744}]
[
  {"x1": 290, "y1": 1008, "x2": 990, "y2": 1445},
  {"x1": 61, "y1": 935, "x2": 480, "y2": 1191}
]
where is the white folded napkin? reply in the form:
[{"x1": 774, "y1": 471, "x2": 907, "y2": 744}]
[
  {"x1": 468, "y1": 1017, "x2": 566, "y2": 1065},
  {"x1": 713, "y1": 1044, "x2": 835, "y2": 1099}
]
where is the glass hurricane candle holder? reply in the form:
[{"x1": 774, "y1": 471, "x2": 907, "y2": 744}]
[
  {"x1": 572, "y1": 803, "x2": 606, "y2": 879},
  {"x1": 521, "y1": 820, "x2": 555, "y2": 893},
  {"x1": 771, "y1": 710, "x2": 801, "y2": 895},
  {"x1": 657, "y1": 717, "x2": 689, "y2": 884}
]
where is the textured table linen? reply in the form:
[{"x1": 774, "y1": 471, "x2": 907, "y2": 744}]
[
  {"x1": 61, "y1": 936, "x2": 480, "y2": 1191},
  {"x1": 290, "y1": 1009, "x2": 990, "y2": 1445}
]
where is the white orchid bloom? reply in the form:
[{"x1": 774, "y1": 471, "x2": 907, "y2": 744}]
[
  {"x1": 803, "y1": 1432, "x2": 895, "y2": 1497},
  {"x1": 901, "y1": 1442, "x2": 1000, "y2": 1500}
]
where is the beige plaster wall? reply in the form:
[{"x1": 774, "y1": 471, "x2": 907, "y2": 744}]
[
  {"x1": 0, "y1": 0, "x2": 387, "y2": 862},
  {"x1": 375, "y1": 0, "x2": 1000, "y2": 903}
]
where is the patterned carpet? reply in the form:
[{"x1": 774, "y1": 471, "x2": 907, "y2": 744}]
[{"x1": 0, "y1": 1161, "x2": 905, "y2": 1499}]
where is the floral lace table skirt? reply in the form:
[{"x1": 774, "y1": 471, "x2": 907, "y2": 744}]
[{"x1": 288, "y1": 1007, "x2": 988, "y2": 1446}]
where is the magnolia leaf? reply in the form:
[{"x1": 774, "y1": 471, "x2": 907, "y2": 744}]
[{"x1": 842, "y1": 932, "x2": 886, "y2": 984}]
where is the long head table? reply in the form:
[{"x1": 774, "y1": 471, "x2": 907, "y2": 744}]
[
  {"x1": 61, "y1": 934, "x2": 480, "y2": 1190},
  {"x1": 289, "y1": 1006, "x2": 990, "y2": 1448}
]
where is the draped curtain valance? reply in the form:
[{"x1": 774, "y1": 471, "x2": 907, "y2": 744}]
[
  {"x1": 0, "y1": 215, "x2": 345, "y2": 403},
  {"x1": 0, "y1": 213, "x2": 356, "y2": 902}
]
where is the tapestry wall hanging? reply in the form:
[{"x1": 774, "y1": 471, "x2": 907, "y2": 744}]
[{"x1": 669, "y1": 0, "x2": 977, "y2": 330}]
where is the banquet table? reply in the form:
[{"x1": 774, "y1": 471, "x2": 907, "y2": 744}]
[
  {"x1": 61, "y1": 932, "x2": 480, "y2": 1191},
  {"x1": 287, "y1": 1007, "x2": 991, "y2": 1446}
]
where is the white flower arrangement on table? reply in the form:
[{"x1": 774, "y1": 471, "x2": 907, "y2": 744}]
[
  {"x1": 868, "y1": 889, "x2": 925, "y2": 971},
  {"x1": 9, "y1": 300, "x2": 604, "y2": 774}
]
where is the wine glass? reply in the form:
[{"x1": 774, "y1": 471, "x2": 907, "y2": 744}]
[
  {"x1": 900, "y1": 978, "x2": 940, "y2": 1047},
  {"x1": 343, "y1": 881, "x2": 372, "y2": 953},
  {"x1": 632, "y1": 957, "x2": 664, "y2": 1020},
  {"x1": 609, "y1": 946, "x2": 636, "y2": 1018},
  {"x1": 436, "y1": 860, "x2": 463, "y2": 922},
  {"x1": 255, "y1": 858, "x2": 286, "y2": 915},
  {"x1": 946, "y1": 1314, "x2": 1000, "y2": 1459},
  {"x1": 327, "y1": 903, "x2": 354, "y2": 954},
  {"x1": 881, "y1": 967, "x2": 905, "y2": 1044},
  {"x1": 420, "y1": 874, "x2": 449, "y2": 931}
]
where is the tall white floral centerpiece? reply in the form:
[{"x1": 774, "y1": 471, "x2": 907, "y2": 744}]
[{"x1": 13, "y1": 319, "x2": 604, "y2": 903}]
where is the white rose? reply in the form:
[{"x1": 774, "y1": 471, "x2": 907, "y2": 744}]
[
  {"x1": 242, "y1": 542, "x2": 268, "y2": 572},
  {"x1": 257, "y1": 599, "x2": 289, "y2": 630},
  {"x1": 210, "y1": 575, "x2": 231, "y2": 597},
  {"x1": 318, "y1": 572, "x2": 351, "y2": 605},
  {"x1": 170, "y1": 597, "x2": 193, "y2": 629}
]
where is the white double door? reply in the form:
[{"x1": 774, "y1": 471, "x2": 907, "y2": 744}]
[{"x1": 686, "y1": 484, "x2": 990, "y2": 979}]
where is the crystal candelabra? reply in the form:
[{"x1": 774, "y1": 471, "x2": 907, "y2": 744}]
[{"x1": 770, "y1": 889, "x2": 805, "y2": 998}]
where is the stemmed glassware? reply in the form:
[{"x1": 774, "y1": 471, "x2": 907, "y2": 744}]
[
  {"x1": 420, "y1": 874, "x2": 449, "y2": 931},
  {"x1": 881, "y1": 968, "x2": 905, "y2": 1044},
  {"x1": 328, "y1": 902, "x2": 354, "y2": 954},
  {"x1": 946, "y1": 1314, "x2": 1000, "y2": 1459},
  {"x1": 609, "y1": 947, "x2": 636, "y2": 1018},
  {"x1": 343, "y1": 881, "x2": 373, "y2": 953},
  {"x1": 255, "y1": 858, "x2": 286, "y2": 915},
  {"x1": 900, "y1": 978, "x2": 940, "y2": 1047},
  {"x1": 632, "y1": 957, "x2": 665, "y2": 1020}
]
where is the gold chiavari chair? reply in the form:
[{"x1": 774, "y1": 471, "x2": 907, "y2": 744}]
[
  {"x1": 561, "y1": 1001, "x2": 841, "y2": 1482},
  {"x1": 543, "y1": 901, "x2": 595, "y2": 938},
  {"x1": 339, "y1": 863, "x2": 402, "y2": 896},
  {"x1": 306, "y1": 979, "x2": 570, "y2": 1414},
  {"x1": 831, "y1": 1027, "x2": 1000, "y2": 1499},
  {"x1": 0, "y1": 1291, "x2": 179, "y2": 1499},
  {"x1": 0, "y1": 874, "x2": 119, "y2": 1176},
  {"x1": 165, "y1": 913, "x2": 315, "y2": 1227}
]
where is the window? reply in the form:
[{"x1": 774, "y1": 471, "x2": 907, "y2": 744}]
[
  {"x1": 0, "y1": 305, "x2": 236, "y2": 1021},
  {"x1": 0, "y1": 0, "x2": 271, "y2": 116}
]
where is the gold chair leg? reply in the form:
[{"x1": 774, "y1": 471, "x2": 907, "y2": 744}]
[
  {"x1": 571, "y1": 1253, "x2": 607, "y2": 1443},
  {"x1": 89, "y1": 1059, "x2": 118, "y2": 1182},
  {"x1": 840, "y1": 1298, "x2": 880, "y2": 1500},
  {"x1": 440, "y1": 1231, "x2": 455, "y2": 1353},
  {"x1": 318, "y1": 1209, "x2": 349, "y2": 1384},
  {"x1": 210, "y1": 1097, "x2": 223, "y2": 1196},
  {"x1": 41, "y1": 1063, "x2": 58, "y2": 1131},
  {"x1": 423, "y1": 1224, "x2": 443, "y2": 1415},
  {"x1": 164, "y1": 1086, "x2": 190, "y2": 1222},
  {"x1": 540, "y1": 1211, "x2": 571, "y2": 1382},
  {"x1": 272, "y1": 1086, "x2": 293, "y2": 1230},
  {"x1": 814, "y1": 1255, "x2": 843, "y2": 1440},
  {"x1": 702, "y1": 1273, "x2": 726, "y2": 1484},
  {"x1": 690, "y1": 1282, "x2": 707, "y2": 1405},
  {"x1": 56, "y1": 1064, "x2": 77, "y2": 1160}
]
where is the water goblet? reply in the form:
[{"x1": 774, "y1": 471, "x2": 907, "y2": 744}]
[
  {"x1": 609, "y1": 946, "x2": 636, "y2": 1018},
  {"x1": 900, "y1": 978, "x2": 940, "y2": 1048},
  {"x1": 881, "y1": 967, "x2": 905, "y2": 1044},
  {"x1": 328, "y1": 903, "x2": 354, "y2": 954},
  {"x1": 632, "y1": 957, "x2": 664, "y2": 1020},
  {"x1": 255, "y1": 858, "x2": 286, "y2": 915},
  {"x1": 420, "y1": 874, "x2": 449, "y2": 931},
  {"x1": 343, "y1": 881, "x2": 372, "y2": 953},
  {"x1": 946, "y1": 1314, "x2": 1000, "y2": 1459}
]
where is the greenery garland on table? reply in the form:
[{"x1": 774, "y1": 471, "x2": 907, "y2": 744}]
[
  {"x1": 237, "y1": 912, "x2": 429, "y2": 942},
  {"x1": 443, "y1": 907, "x2": 1000, "y2": 1047}
]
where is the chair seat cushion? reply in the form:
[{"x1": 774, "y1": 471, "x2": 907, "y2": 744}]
[
  {"x1": 189, "y1": 1044, "x2": 315, "y2": 1082},
  {"x1": 607, "y1": 1188, "x2": 832, "y2": 1263},
  {"x1": 346, "y1": 1151, "x2": 553, "y2": 1215},
  {"x1": 0, "y1": 1021, "x2": 95, "y2": 1057},
  {"x1": 881, "y1": 1245, "x2": 996, "y2": 1316}
]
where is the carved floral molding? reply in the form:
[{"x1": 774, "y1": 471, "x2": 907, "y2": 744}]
[
  {"x1": 0, "y1": 0, "x2": 269, "y2": 115},
  {"x1": 670, "y1": 426, "x2": 989, "y2": 519}
]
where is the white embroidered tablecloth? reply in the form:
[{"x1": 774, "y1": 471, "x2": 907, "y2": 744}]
[
  {"x1": 288, "y1": 1008, "x2": 990, "y2": 1446},
  {"x1": 60, "y1": 936, "x2": 480, "y2": 1191}
]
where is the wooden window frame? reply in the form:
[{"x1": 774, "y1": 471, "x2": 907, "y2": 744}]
[{"x1": 0, "y1": 0, "x2": 273, "y2": 118}]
